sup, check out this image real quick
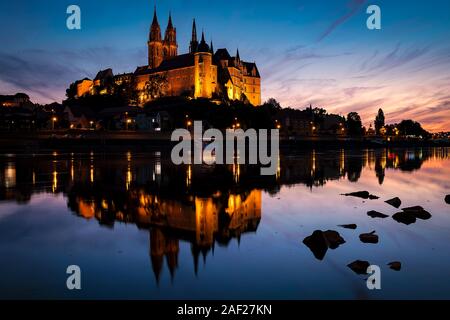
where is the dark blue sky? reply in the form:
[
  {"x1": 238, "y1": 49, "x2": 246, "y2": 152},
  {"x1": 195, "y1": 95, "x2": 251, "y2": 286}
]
[{"x1": 1, "y1": 0, "x2": 449, "y2": 130}]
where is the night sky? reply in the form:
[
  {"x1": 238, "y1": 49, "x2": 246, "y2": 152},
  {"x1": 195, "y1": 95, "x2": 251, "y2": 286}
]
[{"x1": 0, "y1": 0, "x2": 449, "y2": 131}]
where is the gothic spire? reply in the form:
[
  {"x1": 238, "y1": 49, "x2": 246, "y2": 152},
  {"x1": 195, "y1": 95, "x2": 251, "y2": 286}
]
[
  {"x1": 192, "y1": 19, "x2": 197, "y2": 42},
  {"x1": 149, "y1": 6, "x2": 161, "y2": 42},
  {"x1": 167, "y1": 11, "x2": 173, "y2": 29},
  {"x1": 189, "y1": 18, "x2": 198, "y2": 53}
]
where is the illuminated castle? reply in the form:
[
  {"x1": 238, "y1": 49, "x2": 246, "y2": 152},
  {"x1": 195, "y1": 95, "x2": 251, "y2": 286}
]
[{"x1": 75, "y1": 7, "x2": 261, "y2": 106}]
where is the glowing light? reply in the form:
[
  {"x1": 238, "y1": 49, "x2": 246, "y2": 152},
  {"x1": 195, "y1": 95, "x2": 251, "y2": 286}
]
[
  {"x1": 90, "y1": 165, "x2": 94, "y2": 183},
  {"x1": 52, "y1": 170, "x2": 58, "y2": 193}
]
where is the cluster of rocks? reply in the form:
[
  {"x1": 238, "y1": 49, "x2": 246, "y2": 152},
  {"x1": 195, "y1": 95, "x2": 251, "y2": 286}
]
[
  {"x1": 303, "y1": 192, "x2": 446, "y2": 277},
  {"x1": 392, "y1": 206, "x2": 432, "y2": 225}
]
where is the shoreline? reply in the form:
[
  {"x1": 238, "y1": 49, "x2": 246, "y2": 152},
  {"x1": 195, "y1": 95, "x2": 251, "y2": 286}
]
[{"x1": 0, "y1": 131, "x2": 448, "y2": 152}]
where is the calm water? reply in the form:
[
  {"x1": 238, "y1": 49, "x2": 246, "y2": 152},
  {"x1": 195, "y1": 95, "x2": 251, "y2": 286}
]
[{"x1": 0, "y1": 148, "x2": 449, "y2": 299}]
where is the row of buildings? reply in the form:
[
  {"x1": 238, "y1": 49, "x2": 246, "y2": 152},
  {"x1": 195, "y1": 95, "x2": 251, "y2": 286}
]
[{"x1": 74, "y1": 7, "x2": 261, "y2": 106}]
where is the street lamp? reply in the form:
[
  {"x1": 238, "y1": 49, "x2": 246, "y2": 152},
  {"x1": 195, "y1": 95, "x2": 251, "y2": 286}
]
[{"x1": 126, "y1": 118, "x2": 132, "y2": 130}]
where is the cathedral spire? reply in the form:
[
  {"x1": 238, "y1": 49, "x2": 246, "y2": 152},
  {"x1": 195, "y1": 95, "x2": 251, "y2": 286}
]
[
  {"x1": 167, "y1": 11, "x2": 173, "y2": 29},
  {"x1": 149, "y1": 6, "x2": 161, "y2": 42},
  {"x1": 192, "y1": 19, "x2": 197, "y2": 42},
  {"x1": 210, "y1": 39, "x2": 214, "y2": 54},
  {"x1": 189, "y1": 19, "x2": 198, "y2": 53},
  {"x1": 236, "y1": 48, "x2": 240, "y2": 61}
]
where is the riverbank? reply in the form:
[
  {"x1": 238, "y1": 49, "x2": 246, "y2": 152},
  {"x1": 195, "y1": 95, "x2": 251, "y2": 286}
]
[{"x1": 0, "y1": 130, "x2": 448, "y2": 152}]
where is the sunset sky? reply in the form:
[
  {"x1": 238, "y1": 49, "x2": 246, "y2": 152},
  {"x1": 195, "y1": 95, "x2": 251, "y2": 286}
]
[{"x1": 0, "y1": 0, "x2": 449, "y2": 131}]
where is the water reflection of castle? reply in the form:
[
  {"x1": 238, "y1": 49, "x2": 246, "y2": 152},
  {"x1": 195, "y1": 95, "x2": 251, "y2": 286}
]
[{"x1": 0, "y1": 148, "x2": 448, "y2": 281}]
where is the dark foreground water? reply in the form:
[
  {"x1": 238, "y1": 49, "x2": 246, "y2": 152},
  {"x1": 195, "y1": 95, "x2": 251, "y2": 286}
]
[{"x1": 0, "y1": 148, "x2": 449, "y2": 299}]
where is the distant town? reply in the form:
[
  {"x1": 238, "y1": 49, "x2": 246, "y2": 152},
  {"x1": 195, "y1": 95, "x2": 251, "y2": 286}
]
[{"x1": 1, "y1": 91, "x2": 449, "y2": 146}]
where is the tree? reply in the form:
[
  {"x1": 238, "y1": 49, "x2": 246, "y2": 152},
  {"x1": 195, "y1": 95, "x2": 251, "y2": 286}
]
[
  {"x1": 374, "y1": 108, "x2": 385, "y2": 135},
  {"x1": 346, "y1": 112, "x2": 363, "y2": 136},
  {"x1": 264, "y1": 98, "x2": 281, "y2": 110},
  {"x1": 144, "y1": 73, "x2": 168, "y2": 100},
  {"x1": 114, "y1": 77, "x2": 138, "y2": 105},
  {"x1": 397, "y1": 120, "x2": 430, "y2": 138}
]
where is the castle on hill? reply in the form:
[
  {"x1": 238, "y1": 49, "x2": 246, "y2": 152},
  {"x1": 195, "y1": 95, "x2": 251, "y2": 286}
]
[{"x1": 75, "y1": 6, "x2": 261, "y2": 106}]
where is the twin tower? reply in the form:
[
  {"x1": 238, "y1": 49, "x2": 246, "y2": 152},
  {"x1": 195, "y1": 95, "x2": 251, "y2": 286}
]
[{"x1": 148, "y1": 8, "x2": 209, "y2": 69}]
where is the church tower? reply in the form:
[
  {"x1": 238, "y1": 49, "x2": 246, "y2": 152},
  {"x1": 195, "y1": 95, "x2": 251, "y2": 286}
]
[
  {"x1": 194, "y1": 32, "x2": 213, "y2": 98},
  {"x1": 189, "y1": 19, "x2": 198, "y2": 54},
  {"x1": 163, "y1": 12, "x2": 178, "y2": 59},
  {"x1": 148, "y1": 7, "x2": 163, "y2": 69}
]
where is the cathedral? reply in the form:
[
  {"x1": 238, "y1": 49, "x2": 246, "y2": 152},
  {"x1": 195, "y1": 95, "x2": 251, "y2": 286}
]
[{"x1": 75, "y1": 7, "x2": 261, "y2": 106}]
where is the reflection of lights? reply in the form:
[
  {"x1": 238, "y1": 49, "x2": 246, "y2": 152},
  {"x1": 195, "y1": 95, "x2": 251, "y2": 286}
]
[
  {"x1": 276, "y1": 155, "x2": 281, "y2": 179},
  {"x1": 52, "y1": 170, "x2": 58, "y2": 193},
  {"x1": 126, "y1": 166, "x2": 132, "y2": 190},
  {"x1": 155, "y1": 161, "x2": 161, "y2": 175},
  {"x1": 340, "y1": 149, "x2": 345, "y2": 175},
  {"x1": 32, "y1": 171, "x2": 36, "y2": 185},
  {"x1": 4, "y1": 165, "x2": 16, "y2": 188},
  {"x1": 233, "y1": 163, "x2": 240, "y2": 183},
  {"x1": 311, "y1": 150, "x2": 316, "y2": 175},
  {"x1": 90, "y1": 165, "x2": 94, "y2": 183},
  {"x1": 186, "y1": 164, "x2": 192, "y2": 187}
]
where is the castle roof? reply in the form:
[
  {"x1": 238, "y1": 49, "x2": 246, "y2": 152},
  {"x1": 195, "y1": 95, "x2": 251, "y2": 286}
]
[
  {"x1": 135, "y1": 53, "x2": 196, "y2": 75},
  {"x1": 94, "y1": 68, "x2": 113, "y2": 80},
  {"x1": 197, "y1": 32, "x2": 210, "y2": 53},
  {"x1": 243, "y1": 62, "x2": 260, "y2": 78},
  {"x1": 215, "y1": 48, "x2": 231, "y2": 61}
]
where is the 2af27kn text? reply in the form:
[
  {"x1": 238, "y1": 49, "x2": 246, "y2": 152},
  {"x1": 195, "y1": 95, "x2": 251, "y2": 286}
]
[{"x1": 177, "y1": 304, "x2": 272, "y2": 318}]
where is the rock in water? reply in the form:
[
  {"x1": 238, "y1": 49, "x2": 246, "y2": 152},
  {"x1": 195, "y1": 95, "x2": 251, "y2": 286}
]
[
  {"x1": 367, "y1": 210, "x2": 389, "y2": 218},
  {"x1": 359, "y1": 231, "x2": 379, "y2": 244},
  {"x1": 392, "y1": 212, "x2": 416, "y2": 225},
  {"x1": 402, "y1": 206, "x2": 432, "y2": 220},
  {"x1": 342, "y1": 191, "x2": 379, "y2": 200},
  {"x1": 338, "y1": 224, "x2": 357, "y2": 229},
  {"x1": 445, "y1": 195, "x2": 450, "y2": 204},
  {"x1": 303, "y1": 230, "x2": 345, "y2": 260},
  {"x1": 347, "y1": 260, "x2": 370, "y2": 275},
  {"x1": 303, "y1": 230, "x2": 329, "y2": 260},
  {"x1": 323, "y1": 230, "x2": 346, "y2": 249},
  {"x1": 388, "y1": 261, "x2": 402, "y2": 271},
  {"x1": 385, "y1": 197, "x2": 401, "y2": 208},
  {"x1": 344, "y1": 191, "x2": 370, "y2": 198}
]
